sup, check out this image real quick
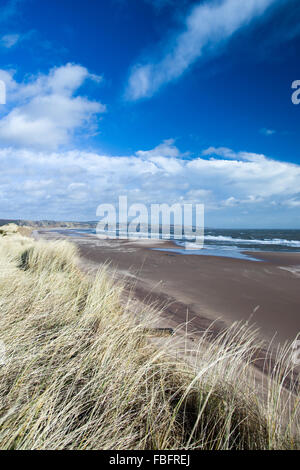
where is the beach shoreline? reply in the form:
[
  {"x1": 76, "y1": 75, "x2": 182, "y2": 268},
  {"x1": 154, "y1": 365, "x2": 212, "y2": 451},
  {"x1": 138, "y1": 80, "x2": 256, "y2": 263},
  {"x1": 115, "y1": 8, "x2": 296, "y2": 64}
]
[{"x1": 34, "y1": 228, "x2": 300, "y2": 349}]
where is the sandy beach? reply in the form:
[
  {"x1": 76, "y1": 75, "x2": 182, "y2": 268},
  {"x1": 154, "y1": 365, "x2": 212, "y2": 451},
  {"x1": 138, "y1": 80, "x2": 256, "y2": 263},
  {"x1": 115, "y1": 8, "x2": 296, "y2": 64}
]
[{"x1": 35, "y1": 229, "x2": 300, "y2": 348}]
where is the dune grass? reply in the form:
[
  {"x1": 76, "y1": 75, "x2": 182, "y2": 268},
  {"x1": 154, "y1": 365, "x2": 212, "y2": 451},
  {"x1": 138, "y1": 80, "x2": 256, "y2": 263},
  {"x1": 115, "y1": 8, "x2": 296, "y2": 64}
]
[
  {"x1": 0, "y1": 231, "x2": 299, "y2": 450},
  {"x1": 0, "y1": 223, "x2": 19, "y2": 236}
]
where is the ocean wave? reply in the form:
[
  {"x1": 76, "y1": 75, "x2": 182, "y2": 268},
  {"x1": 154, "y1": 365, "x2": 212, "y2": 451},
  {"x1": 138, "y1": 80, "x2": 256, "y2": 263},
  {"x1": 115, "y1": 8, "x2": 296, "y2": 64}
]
[
  {"x1": 94, "y1": 229, "x2": 300, "y2": 247},
  {"x1": 204, "y1": 235, "x2": 300, "y2": 247}
]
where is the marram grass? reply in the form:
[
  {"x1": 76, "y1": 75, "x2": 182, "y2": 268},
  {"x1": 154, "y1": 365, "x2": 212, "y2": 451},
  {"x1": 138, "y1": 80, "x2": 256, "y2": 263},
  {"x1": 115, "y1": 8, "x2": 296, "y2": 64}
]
[{"x1": 0, "y1": 231, "x2": 298, "y2": 450}]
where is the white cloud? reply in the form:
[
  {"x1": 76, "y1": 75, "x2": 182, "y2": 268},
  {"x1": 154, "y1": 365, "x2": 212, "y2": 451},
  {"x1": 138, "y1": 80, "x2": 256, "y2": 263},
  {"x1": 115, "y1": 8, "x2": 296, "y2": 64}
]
[
  {"x1": 1, "y1": 141, "x2": 300, "y2": 222},
  {"x1": 0, "y1": 63, "x2": 105, "y2": 149},
  {"x1": 126, "y1": 0, "x2": 277, "y2": 100},
  {"x1": 136, "y1": 139, "x2": 181, "y2": 159},
  {"x1": 202, "y1": 146, "x2": 266, "y2": 162},
  {"x1": 222, "y1": 195, "x2": 264, "y2": 207},
  {"x1": 260, "y1": 128, "x2": 276, "y2": 136},
  {"x1": 0, "y1": 33, "x2": 20, "y2": 48},
  {"x1": 284, "y1": 198, "x2": 300, "y2": 208},
  {"x1": 0, "y1": 30, "x2": 35, "y2": 50}
]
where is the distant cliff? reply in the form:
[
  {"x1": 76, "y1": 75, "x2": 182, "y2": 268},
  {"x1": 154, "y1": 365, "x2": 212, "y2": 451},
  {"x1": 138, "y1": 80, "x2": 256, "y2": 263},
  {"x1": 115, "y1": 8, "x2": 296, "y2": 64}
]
[{"x1": 0, "y1": 219, "x2": 97, "y2": 229}]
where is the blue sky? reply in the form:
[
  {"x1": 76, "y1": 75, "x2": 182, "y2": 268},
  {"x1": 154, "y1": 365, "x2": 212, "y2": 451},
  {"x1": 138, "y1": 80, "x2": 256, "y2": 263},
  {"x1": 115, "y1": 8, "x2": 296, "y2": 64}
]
[{"x1": 0, "y1": 0, "x2": 300, "y2": 227}]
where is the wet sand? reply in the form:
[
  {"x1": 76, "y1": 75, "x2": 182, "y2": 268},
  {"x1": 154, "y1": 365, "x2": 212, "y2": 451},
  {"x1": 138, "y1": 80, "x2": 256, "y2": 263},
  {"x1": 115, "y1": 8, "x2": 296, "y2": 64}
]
[{"x1": 35, "y1": 229, "x2": 300, "y2": 347}]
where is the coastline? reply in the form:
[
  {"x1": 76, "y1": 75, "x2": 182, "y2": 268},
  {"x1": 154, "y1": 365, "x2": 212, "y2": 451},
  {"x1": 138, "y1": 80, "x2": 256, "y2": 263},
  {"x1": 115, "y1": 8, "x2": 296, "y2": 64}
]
[{"x1": 35, "y1": 229, "x2": 300, "y2": 349}]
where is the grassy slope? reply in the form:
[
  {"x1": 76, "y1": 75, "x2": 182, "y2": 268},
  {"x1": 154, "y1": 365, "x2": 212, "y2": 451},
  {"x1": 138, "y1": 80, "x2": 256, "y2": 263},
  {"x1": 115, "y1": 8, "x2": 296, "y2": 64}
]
[{"x1": 0, "y1": 227, "x2": 298, "y2": 450}]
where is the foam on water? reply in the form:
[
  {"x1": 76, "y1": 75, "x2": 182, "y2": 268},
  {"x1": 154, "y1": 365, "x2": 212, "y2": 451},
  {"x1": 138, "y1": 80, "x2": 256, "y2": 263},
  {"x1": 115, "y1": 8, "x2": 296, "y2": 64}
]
[{"x1": 61, "y1": 227, "x2": 300, "y2": 260}]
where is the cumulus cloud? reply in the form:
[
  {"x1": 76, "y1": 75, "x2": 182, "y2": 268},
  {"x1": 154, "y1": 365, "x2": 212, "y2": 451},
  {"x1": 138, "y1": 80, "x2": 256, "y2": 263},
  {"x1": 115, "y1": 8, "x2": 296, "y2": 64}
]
[
  {"x1": 126, "y1": 0, "x2": 277, "y2": 100},
  {"x1": 1, "y1": 141, "x2": 300, "y2": 221},
  {"x1": 136, "y1": 139, "x2": 181, "y2": 159},
  {"x1": 0, "y1": 63, "x2": 105, "y2": 149}
]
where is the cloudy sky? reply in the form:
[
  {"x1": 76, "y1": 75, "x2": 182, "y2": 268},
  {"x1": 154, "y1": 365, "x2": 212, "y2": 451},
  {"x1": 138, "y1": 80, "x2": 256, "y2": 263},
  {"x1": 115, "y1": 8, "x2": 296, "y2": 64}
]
[{"x1": 0, "y1": 0, "x2": 300, "y2": 227}]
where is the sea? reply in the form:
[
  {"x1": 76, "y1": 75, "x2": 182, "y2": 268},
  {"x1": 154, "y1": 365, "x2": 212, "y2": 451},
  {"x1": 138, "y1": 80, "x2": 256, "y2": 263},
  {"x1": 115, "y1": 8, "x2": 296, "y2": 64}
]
[
  {"x1": 61, "y1": 227, "x2": 300, "y2": 261},
  {"x1": 166, "y1": 228, "x2": 300, "y2": 260}
]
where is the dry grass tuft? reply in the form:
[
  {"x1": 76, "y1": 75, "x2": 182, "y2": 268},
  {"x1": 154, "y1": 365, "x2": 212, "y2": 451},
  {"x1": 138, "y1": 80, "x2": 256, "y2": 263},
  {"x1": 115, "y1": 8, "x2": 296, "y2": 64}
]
[{"x1": 0, "y1": 223, "x2": 19, "y2": 236}]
